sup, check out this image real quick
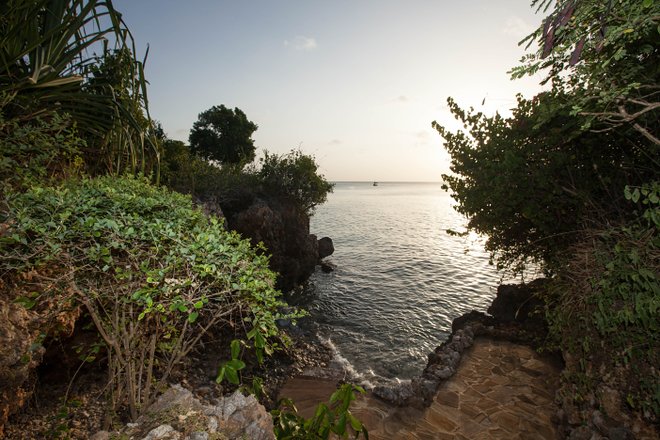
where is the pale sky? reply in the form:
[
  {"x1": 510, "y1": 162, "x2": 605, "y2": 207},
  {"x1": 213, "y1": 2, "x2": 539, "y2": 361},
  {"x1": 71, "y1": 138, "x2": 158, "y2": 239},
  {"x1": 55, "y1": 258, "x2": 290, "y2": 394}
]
[{"x1": 113, "y1": 0, "x2": 545, "y2": 181}]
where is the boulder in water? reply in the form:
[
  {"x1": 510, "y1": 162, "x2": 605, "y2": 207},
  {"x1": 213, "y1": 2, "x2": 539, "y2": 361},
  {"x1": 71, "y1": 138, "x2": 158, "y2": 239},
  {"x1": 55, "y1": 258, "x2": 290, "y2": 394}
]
[
  {"x1": 317, "y1": 237, "x2": 334, "y2": 259},
  {"x1": 320, "y1": 261, "x2": 336, "y2": 273}
]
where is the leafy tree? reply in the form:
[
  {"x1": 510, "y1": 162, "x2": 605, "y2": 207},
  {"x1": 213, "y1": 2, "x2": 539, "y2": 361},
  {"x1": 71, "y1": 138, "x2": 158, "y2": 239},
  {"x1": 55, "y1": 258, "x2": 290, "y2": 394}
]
[
  {"x1": 189, "y1": 105, "x2": 258, "y2": 168},
  {"x1": 435, "y1": 91, "x2": 649, "y2": 274},
  {"x1": 258, "y1": 150, "x2": 334, "y2": 215},
  {"x1": 437, "y1": 0, "x2": 660, "y2": 425},
  {"x1": 512, "y1": 0, "x2": 659, "y2": 147}
]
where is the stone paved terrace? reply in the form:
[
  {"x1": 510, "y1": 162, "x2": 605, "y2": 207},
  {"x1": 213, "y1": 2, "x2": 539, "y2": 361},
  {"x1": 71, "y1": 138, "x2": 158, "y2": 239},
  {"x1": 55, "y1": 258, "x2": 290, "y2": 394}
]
[{"x1": 278, "y1": 338, "x2": 562, "y2": 439}]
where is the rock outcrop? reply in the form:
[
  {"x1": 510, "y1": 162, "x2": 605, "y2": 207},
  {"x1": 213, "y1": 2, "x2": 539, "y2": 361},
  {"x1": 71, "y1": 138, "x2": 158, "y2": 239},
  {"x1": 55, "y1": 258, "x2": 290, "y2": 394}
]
[
  {"x1": 317, "y1": 237, "x2": 334, "y2": 260},
  {"x1": 94, "y1": 385, "x2": 275, "y2": 440},
  {"x1": 222, "y1": 196, "x2": 319, "y2": 292},
  {"x1": 0, "y1": 271, "x2": 80, "y2": 436}
]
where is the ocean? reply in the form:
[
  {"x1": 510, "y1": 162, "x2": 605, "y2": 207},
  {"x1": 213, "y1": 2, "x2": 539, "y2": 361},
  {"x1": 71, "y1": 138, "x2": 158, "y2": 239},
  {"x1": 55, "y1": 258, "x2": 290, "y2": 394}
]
[{"x1": 295, "y1": 181, "x2": 503, "y2": 386}]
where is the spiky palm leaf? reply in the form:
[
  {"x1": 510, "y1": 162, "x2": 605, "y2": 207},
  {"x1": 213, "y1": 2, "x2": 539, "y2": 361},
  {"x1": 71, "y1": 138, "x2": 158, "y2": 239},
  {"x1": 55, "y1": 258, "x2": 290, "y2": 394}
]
[{"x1": 0, "y1": 0, "x2": 159, "y2": 180}]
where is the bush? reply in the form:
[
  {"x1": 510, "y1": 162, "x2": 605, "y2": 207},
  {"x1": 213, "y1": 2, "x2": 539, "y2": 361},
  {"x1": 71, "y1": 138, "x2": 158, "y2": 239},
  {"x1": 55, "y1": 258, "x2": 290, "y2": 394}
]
[
  {"x1": 160, "y1": 139, "x2": 259, "y2": 200},
  {"x1": 0, "y1": 175, "x2": 300, "y2": 420},
  {"x1": 162, "y1": 143, "x2": 333, "y2": 217},
  {"x1": 435, "y1": 91, "x2": 652, "y2": 274},
  {"x1": 258, "y1": 150, "x2": 334, "y2": 215},
  {"x1": 0, "y1": 100, "x2": 84, "y2": 191},
  {"x1": 546, "y1": 182, "x2": 659, "y2": 420},
  {"x1": 272, "y1": 383, "x2": 369, "y2": 439}
]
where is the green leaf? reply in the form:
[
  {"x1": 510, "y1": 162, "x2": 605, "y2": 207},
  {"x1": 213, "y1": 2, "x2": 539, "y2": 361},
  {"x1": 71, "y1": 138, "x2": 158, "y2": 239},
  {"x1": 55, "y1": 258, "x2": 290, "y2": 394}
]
[
  {"x1": 216, "y1": 367, "x2": 225, "y2": 383},
  {"x1": 187, "y1": 311, "x2": 199, "y2": 323},
  {"x1": 226, "y1": 359, "x2": 246, "y2": 370},
  {"x1": 225, "y1": 366, "x2": 240, "y2": 385},
  {"x1": 230, "y1": 339, "x2": 241, "y2": 359},
  {"x1": 14, "y1": 296, "x2": 37, "y2": 310},
  {"x1": 348, "y1": 413, "x2": 363, "y2": 432},
  {"x1": 194, "y1": 300, "x2": 204, "y2": 309}
]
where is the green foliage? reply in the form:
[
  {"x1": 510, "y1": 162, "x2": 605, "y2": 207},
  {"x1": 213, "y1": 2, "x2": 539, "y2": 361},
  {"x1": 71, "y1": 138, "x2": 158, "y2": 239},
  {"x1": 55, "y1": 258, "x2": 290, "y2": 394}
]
[
  {"x1": 0, "y1": 99, "x2": 84, "y2": 190},
  {"x1": 437, "y1": 0, "x2": 659, "y2": 426},
  {"x1": 546, "y1": 184, "x2": 659, "y2": 417},
  {"x1": 84, "y1": 48, "x2": 160, "y2": 179},
  {"x1": 161, "y1": 142, "x2": 332, "y2": 217},
  {"x1": 272, "y1": 384, "x2": 369, "y2": 440},
  {"x1": 160, "y1": 139, "x2": 259, "y2": 199},
  {"x1": 216, "y1": 339, "x2": 246, "y2": 385},
  {"x1": 513, "y1": 0, "x2": 659, "y2": 146},
  {"x1": 0, "y1": 175, "x2": 301, "y2": 419},
  {"x1": 189, "y1": 105, "x2": 258, "y2": 168},
  {"x1": 434, "y1": 91, "x2": 648, "y2": 274},
  {"x1": 0, "y1": 0, "x2": 159, "y2": 180},
  {"x1": 258, "y1": 150, "x2": 334, "y2": 216}
]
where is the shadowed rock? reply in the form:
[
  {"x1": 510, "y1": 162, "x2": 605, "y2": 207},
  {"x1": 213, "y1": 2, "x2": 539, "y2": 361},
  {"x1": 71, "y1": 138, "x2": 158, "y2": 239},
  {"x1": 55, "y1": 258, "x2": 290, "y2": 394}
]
[{"x1": 317, "y1": 237, "x2": 334, "y2": 259}]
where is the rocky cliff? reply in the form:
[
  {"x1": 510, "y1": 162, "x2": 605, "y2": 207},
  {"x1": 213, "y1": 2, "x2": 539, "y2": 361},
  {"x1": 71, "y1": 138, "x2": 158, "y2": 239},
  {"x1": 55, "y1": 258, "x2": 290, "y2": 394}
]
[{"x1": 220, "y1": 194, "x2": 330, "y2": 292}]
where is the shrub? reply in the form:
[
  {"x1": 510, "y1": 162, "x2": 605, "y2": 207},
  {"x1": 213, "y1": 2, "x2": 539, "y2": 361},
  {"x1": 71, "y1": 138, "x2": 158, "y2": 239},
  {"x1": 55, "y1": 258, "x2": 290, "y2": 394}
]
[
  {"x1": 258, "y1": 150, "x2": 334, "y2": 215},
  {"x1": 546, "y1": 182, "x2": 659, "y2": 419},
  {"x1": 435, "y1": 91, "x2": 652, "y2": 274},
  {"x1": 272, "y1": 383, "x2": 369, "y2": 439},
  {"x1": 0, "y1": 99, "x2": 84, "y2": 191},
  {"x1": 0, "y1": 175, "x2": 300, "y2": 420},
  {"x1": 160, "y1": 139, "x2": 259, "y2": 200},
  {"x1": 0, "y1": 0, "x2": 158, "y2": 179}
]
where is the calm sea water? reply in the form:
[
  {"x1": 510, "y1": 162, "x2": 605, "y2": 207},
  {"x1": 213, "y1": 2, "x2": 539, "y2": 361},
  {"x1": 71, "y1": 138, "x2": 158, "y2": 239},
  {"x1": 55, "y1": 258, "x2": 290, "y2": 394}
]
[{"x1": 294, "y1": 182, "x2": 503, "y2": 385}]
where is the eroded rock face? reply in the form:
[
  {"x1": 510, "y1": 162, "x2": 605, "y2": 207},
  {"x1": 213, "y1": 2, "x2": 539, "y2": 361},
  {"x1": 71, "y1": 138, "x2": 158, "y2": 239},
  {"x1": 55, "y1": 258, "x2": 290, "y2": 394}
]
[
  {"x1": 0, "y1": 274, "x2": 80, "y2": 436},
  {"x1": 102, "y1": 385, "x2": 275, "y2": 440},
  {"x1": 0, "y1": 300, "x2": 38, "y2": 436},
  {"x1": 224, "y1": 197, "x2": 319, "y2": 292},
  {"x1": 487, "y1": 279, "x2": 547, "y2": 325}
]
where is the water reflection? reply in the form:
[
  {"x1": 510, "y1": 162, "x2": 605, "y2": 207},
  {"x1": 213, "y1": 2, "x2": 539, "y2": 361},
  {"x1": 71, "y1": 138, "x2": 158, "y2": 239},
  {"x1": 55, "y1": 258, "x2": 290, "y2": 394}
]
[{"x1": 298, "y1": 182, "x2": 501, "y2": 382}]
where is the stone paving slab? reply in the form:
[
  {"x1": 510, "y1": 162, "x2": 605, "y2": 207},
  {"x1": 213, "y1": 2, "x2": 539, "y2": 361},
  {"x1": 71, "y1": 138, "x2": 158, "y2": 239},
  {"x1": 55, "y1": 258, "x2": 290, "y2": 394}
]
[{"x1": 279, "y1": 338, "x2": 562, "y2": 439}]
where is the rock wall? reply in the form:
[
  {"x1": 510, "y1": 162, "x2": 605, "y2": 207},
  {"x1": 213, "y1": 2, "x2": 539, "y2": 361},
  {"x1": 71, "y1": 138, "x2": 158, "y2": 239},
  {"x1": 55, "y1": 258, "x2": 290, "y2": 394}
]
[
  {"x1": 222, "y1": 196, "x2": 320, "y2": 292},
  {"x1": 0, "y1": 271, "x2": 80, "y2": 436}
]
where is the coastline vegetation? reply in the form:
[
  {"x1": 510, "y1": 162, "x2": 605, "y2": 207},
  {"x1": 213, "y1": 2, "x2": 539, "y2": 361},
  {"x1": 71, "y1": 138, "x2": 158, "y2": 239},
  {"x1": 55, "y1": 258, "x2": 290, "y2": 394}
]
[
  {"x1": 437, "y1": 0, "x2": 658, "y2": 426},
  {"x1": 0, "y1": 0, "x2": 337, "y2": 437},
  {"x1": 3, "y1": 0, "x2": 656, "y2": 437}
]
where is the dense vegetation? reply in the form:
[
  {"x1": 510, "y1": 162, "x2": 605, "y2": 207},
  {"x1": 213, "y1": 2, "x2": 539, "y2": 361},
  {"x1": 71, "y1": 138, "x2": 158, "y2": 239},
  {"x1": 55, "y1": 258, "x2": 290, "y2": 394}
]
[
  {"x1": 437, "y1": 0, "x2": 658, "y2": 427},
  {"x1": 0, "y1": 0, "x2": 160, "y2": 179},
  {"x1": 1, "y1": 176, "x2": 298, "y2": 420},
  {"x1": 161, "y1": 135, "x2": 333, "y2": 217},
  {"x1": 0, "y1": 1, "x2": 336, "y2": 436}
]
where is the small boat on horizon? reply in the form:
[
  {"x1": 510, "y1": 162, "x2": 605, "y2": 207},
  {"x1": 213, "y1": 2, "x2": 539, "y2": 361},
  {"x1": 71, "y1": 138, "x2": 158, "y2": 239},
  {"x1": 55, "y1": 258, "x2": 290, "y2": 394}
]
[{"x1": 373, "y1": 181, "x2": 378, "y2": 186}]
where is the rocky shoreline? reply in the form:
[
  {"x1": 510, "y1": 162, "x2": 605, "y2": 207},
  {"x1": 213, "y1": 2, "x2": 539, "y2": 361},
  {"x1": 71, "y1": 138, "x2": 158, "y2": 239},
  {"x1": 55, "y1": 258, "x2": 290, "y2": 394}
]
[
  {"x1": 372, "y1": 280, "x2": 553, "y2": 408},
  {"x1": 3, "y1": 273, "x2": 657, "y2": 439}
]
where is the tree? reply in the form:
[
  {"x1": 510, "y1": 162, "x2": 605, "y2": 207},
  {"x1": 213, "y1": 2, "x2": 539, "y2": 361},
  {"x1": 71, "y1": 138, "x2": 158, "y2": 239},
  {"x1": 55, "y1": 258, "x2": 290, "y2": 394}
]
[
  {"x1": 435, "y1": 91, "x2": 650, "y2": 274},
  {"x1": 512, "y1": 0, "x2": 659, "y2": 147},
  {"x1": 189, "y1": 105, "x2": 258, "y2": 168},
  {"x1": 258, "y1": 150, "x2": 334, "y2": 215},
  {"x1": 0, "y1": 0, "x2": 158, "y2": 179}
]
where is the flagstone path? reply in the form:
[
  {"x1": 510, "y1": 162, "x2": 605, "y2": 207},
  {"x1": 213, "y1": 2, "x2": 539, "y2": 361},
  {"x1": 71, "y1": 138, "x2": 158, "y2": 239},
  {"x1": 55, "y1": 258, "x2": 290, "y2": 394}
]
[{"x1": 278, "y1": 338, "x2": 562, "y2": 439}]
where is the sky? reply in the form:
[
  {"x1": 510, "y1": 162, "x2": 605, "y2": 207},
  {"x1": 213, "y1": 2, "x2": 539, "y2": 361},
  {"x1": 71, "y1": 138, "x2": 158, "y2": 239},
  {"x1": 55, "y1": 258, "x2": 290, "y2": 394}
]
[{"x1": 112, "y1": 0, "x2": 546, "y2": 182}]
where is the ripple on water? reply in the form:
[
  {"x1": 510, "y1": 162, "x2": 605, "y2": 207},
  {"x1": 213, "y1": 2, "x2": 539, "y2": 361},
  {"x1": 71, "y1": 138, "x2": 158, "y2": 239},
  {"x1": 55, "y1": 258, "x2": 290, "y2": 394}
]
[{"x1": 297, "y1": 182, "x2": 502, "y2": 385}]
